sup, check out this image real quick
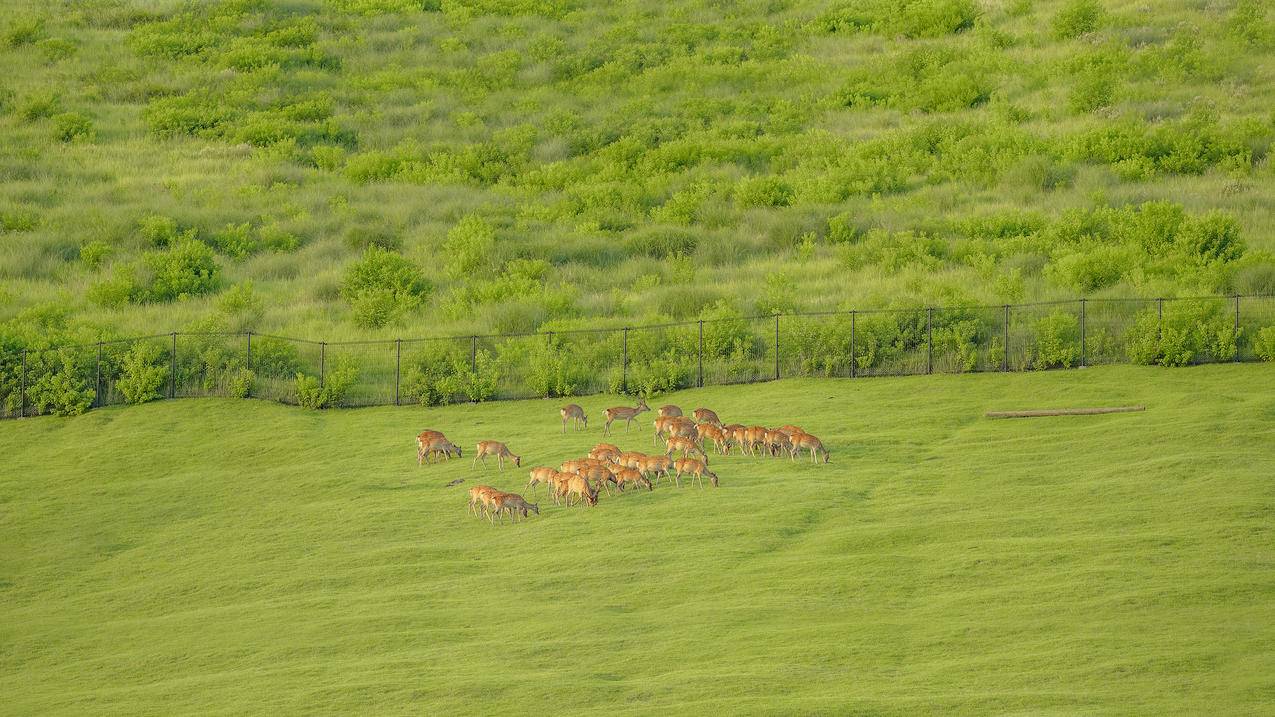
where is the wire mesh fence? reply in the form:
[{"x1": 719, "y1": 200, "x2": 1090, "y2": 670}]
[{"x1": 1, "y1": 295, "x2": 1271, "y2": 419}]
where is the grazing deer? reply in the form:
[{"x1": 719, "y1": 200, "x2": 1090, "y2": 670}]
[
  {"x1": 618, "y1": 451, "x2": 648, "y2": 470},
  {"x1": 692, "y1": 408, "x2": 722, "y2": 426},
  {"x1": 474, "y1": 441, "x2": 522, "y2": 469},
  {"x1": 764, "y1": 429, "x2": 793, "y2": 458},
  {"x1": 468, "y1": 485, "x2": 500, "y2": 518},
  {"x1": 419, "y1": 436, "x2": 462, "y2": 464},
  {"x1": 560, "y1": 404, "x2": 587, "y2": 433},
  {"x1": 563, "y1": 474, "x2": 598, "y2": 506},
  {"x1": 603, "y1": 397, "x2": 650, "y2": 435},
  {"x1": 416, "y1": 430, "x2": 449, "y2": 464},
  {"x1": 742, "y1": 426, "x2": 768, "y2": 457},
  {"x1": 614, "y1": 467, "x2": 653, "y2": 492},
  {"x1": 582, "y1": 464, "x2": 617, "y2": 495},
  {"x1": 673, "y1": 457, "x2": 719, "y2": 489},
  {"x1": 588, "y1": 446, "x2": 621, "y2": 463},
  {"x1": 494, "y1": 492, "x2": 539, "y2": 523},
  {"x1": 723, "y1": 424, "x2": 746, "y2": 452},
  {"x1": 666, "y1": 435, "x2": 706, "y2": 460},
  {"x1": 657, "y1": 404, "x2": 683, "y2": 418},
  {"x1": 654, "y1": 415, "x2": 697, "y2": 445},
  {"x1": 545, "y1": 471, "x2": 572, "y2": 505},
  {"x1": 699, "y1": 424, "x2": 730, "y2": 455},
  {"x1": 638, "y1": 455, "x2": 672, "y2": 483},
  {"x1": 593, "y1": 442, "x2": 621, "y2": 454},
  {"x1": 527, "y1": 466, "x2": 558, "y2": 495},
  {"x1": 790, "y1": 432, "x2": 830, "y2": 463}
]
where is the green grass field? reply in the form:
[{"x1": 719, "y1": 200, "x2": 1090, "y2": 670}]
[{"x1": 2, "y1": 363, "x2": 1273, "y2": 714}]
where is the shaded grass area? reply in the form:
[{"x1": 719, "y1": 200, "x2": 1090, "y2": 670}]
[{"x1": 1, "y1": 364, "x2": 1274, "y2": 714}]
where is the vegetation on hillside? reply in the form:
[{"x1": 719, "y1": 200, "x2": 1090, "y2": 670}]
[{"x1": 2, "y1": 0, "x2": 1275, "y2": 353}]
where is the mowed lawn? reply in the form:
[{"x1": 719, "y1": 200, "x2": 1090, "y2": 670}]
[{"x1": 1, "y1": 365, "x2": 1273, "y2": 715}]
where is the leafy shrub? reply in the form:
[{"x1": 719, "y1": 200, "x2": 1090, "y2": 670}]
[
  {"x1": 19, "y1": 91, "x2": 60, "y2": 121},
  {"x1": 1054, "y1": 0, "x2": 1103, "y2": 39},
  {"x1": 341, "y1": 246, "x2": 431, "y2": 328},
  {"x1": 139, "y1": 214, "x2": 197, "y2": 248},
  {"x1": 1127, "y1": 302, "x2": 1236, "y2": 366},
  {"x1": 1180, "y1": 212, "x2": 1245, "y2": 265},
  {"x1": 53, "y1": 112, "x2": 93, "y2": 142},
  {"x1": 88, "y1": 265, "x2": 141, "y2": 308},
  {"x1": 735, "y1": 176, "x2": 793, "y2": 208},
  {"x1": 627, "y1": 226, "x2": 698, "y2": 259},
  {"x1": 1047, "y1": 245, "x2": 1135, "y2": 292},
  {"x1": 37, "y1": 37, "x2": 77, "y2": 61},
  {"x1": 79, "y1": 240, "x2": 114, "y2": 269},
  {"x1": 344, "y1": 225, "x2": 401, "y2": 252},
  {"x1": 1033, "y1": 311, "x2": 1080, "y2": 369},
  {"x1": 621, "y1": 357, "x2": 691, "y2": 397},
  {"x1": 217, "y1": 282, "x2": 264, "y2": 330},
  {"x1": 311, "y1": 144, "x2": 347, "y2": 170},
  {"x1": 211, "y1": 222, "x2": 256, "y2": 259},
  {"x1": 1254, "y1": 327, "x2": 1275, "y2": 362},
  {"x1": 27, "y1": 350, "x2": 94, "y2": 417},
  {"x1": 143, "y1": 240, "x2": 219, "y2": 301},
  {"x1": 4, "y1": 15, "x2": 44, "y2": 47},
  {"x1": 525, "y1": 344, "x2": 587, "y2": 398},
  {"x1": 229, "y1": 368, "x2": 254, "y2": 398},
  {"x1": 117, "y1": 341, "x2": 168, "y2": 404},
  {"x1": 898, "y1": 0, "x2": 979, "y2": 38},
  {"x1": 295, "y1": 356, "x2": 357, "y2": 409},
  {"x1": 442, "y1": 214, "x2": 496, "y2": 278},
  {"x1": 250, "y1": 337, "x2": 301, "y2": 379}
]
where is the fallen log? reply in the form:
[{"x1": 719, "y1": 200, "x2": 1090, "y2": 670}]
[{"x1": 986, "y1": 406, "x2": 1145, "y2": 419}]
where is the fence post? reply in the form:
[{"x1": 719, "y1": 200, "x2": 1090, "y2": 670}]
[
  {"x1": 1157, "y1": 298, "x2": 1163, "y2": 341},
  {"x1": 926, "y1": 307, "x2": 933, "y2": 375},
  {"x1": 1234, "y1": 294, "x2": 1241, "y2": 362},
  {"x1": 1002, "y1": 305, "x2": 1010, "y2": 372},
  {"x1": 850, "y1": 311, "x2": 856, "y2": 378},
  {"x1": 19, "y1": 349, "x2": 27, "y2": 418},
  {"x1": 470, "y1": 335, "x2": 477, "y2": 373},
  {"x1": 170, "y1": 332, "x2": 177, "y2": 399},
  {"x1": 697, "y1": 320, "x2": 704, "y2": 388},
  {"x1": 95, "y1": 341, "x2": 103, "y2": 407},
  {"x1": 395, "y1": 339, "x2": 402, "y2": 406},
  {"x1": 774, "y1": 314, "x2": 780, "y2": 380},
  {"x1": 1079, "y1": 299, "x2": 1087, "y2": 368},
  {"x1": 319, "y1": 342, "x2": 326, "y2": 387},
  {"x1": 245, "y1": 332, "x2": 252, "y2": 398},
  {"x1": 622, "y1": 328, "x2": 629, "y2": 393}
]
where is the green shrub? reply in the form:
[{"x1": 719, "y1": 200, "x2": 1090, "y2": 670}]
[
  {"x1": 79, "y1": 240, "x2": 114, "y2": 269},
  {"x1": 117, "y1": 342, "x2": 168, "y2": 404},
  {"x1": 4, "y1": 16, "x2": 44, "y2": 47},
  {"x1": 525, "y1": 344, "x2": 587, "y2": 398},
  {"x1": 143, "y1": 240, "x2": 220, "y2": 301},
  {"x1": 139, "y1": 214, "x2": 197, "y2": 248},
  {"x1": 88, "y1": 265, "x2": 142, "y2": 308},
  {"x1": 28, "y1": 350, "x2": 94, "y2": 417},
  {"x1": 296, "y1": 356, "x2": 357, "y2": 409},
  {"x1": 898, "y1": 0, "x2": 979, "y2": 38},
  {"x1": 342, "y1": 246, "x2": 431, "y2": 328},
  {"x1": 735, "y1": 176, "x2": 793, "y2": 208},
  {"x1": 53, "y1": 112, "x2": 93, "y2": 142},
  {"x1": 217, "y1": 282, "x2": 264, "y2": 330},
  {"x1": 19, "y1": 91, "x2": 60, "y2": 121},
  {"x1": 626, "y1": 226, "x2": 698, "y2": 259},
  {"x1": 1254, "y1": 326, "x2": 1275, "y2": 362},
  {"x1": 250, "y1": 337, "x2": 301, "y2": 379},
  {"x1": 442, "y1": 214, "x2": 496, "y2": 278},
  {"x1": 1054, "y1": 0, "x2": 1103, "y2": 39},
  {"x1": 228, "y1": 368, "x2": 254, "y2": 398},
  {"x1": 1180, "y1": 212, "x2": 1245, "y2": 265},
  {"x1": 1033, "y1": 310, "x2": 1079, "y2": 369},
  {"x1": 0, "y1": 208, "x2": 40, "y2": 233},
  {"x1": 211, "y1": 222, "x2": 257, "y2": 259},
  {"x1": 1126, "y1": 302, "x2": 1236, "y2": 366},
  {"x1": 311, "y1": 144, "x2": 347, "y2": 170}
]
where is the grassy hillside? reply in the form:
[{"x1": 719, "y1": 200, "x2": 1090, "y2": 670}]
[
  {"x1": 2, "y1": 364, "x2": 1273, "y2": 714},
  {"x1": 2, "y1": 0, "x2": 1275, "y2": 349}
]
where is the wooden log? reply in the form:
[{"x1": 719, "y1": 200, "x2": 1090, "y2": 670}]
[{"x1": 986, "y1": 406, "x2": 1145, "y2": 419}]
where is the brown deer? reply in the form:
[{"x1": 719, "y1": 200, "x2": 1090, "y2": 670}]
[
  {"x1": 614, "y1": 467, "x2": 653, "y2": 492},
  {"x1": 582, "y1": 464, "x2": 617, "y2": 495},
  {"x1": 742, "y1": 426, "x2": 769, "y2": 456},
  {"x1": 560, "y1": 404, "x2": 587, "y2": 433},
  {"x1": 545, "y1": 471, "x2": 572, "y2": 505},
  {"x1": 603, "y1": 397, "x2": 650, "y2": 435},
  {"x1": 723, "y1": 424, "x2": 747, "y2": 453},
  {"x1": 638, "y1": 455, "x2": 672, "y2": 483},
  {"x1": 673, "y1": 457, "x2": 719, "y2": 489},
  {"x1": 666, "y1": 435, "x2": 706, "y2": 460},
  {"x1": 588, "y1": 445, "x2": 621, "y2": 463},
  {"x1": 493, "y1": 492, "x2": 539, "y2": 523},
  {"x1": 618, "y1": 451, "x2": 648, "y2": 470},
  {"x1": 527, "y1": 466, "x2": 558, "y2": 495},
  {"x1": 562, "y1": 474, "x2": 598, "y2": 506},
  {"x1": 418, "y1": 436, "x2": 462, "y2": 464},
  {"x1": 790, "y1": 432, "x2": 830, "y2": 463},
  {"x1": 473, "y1": 441, "x2": 522, "y2": 469},
  {"x1": 763, "y1": 429, "x2": 793, "y2": 458},
  {"x1": 468, "y1": 485, "x2": 500, "y2": 518},
  {"x1": 593, "y1": 442, "x2": 621, "y2": 454},
  {"x1": 657, "y1": 404, "x2": 683, "y2": 418},
  {"x1": 776, "y1": 425, "x2": 805, "y2": 437},
  {"x1": 692, "y1": 408, "x2": 722, "y2": 426},
  {"x1": 699, "y1": 424, "x2": 730, "y2": 455}
]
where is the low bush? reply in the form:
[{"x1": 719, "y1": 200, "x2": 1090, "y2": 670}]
[
  {"x1": 342, "y1": 246, "x2": 431, "y2": 328},
  {"x1": 117, "y1": 341, "x2": 168, "y2": 404},
  {"x1": 296, "y1": 356, "x2": 357, "y2": 409},
  {"x1": 139, "y1": 214, "x2": 197, "y2": 248},
  {"x1": 1127, "y1": 302, "x2": 1236, "y2": 366},
  {"x1": 143, "y1": 240, "x2": 220, "y2": 301},
  {"x1": 53, "y1": 111, "x2": 94, "y2": 142},
  {"x1": 1053, "y1": 0, "x2": 1104, "y2": 39},
  {"x1": 442, "y1": 215, "x2": 496, "y2": 278},
  {"x1": 1032, "y1": 310, "x2": 1080, "y2": 369},
  {"x1": 1254, "y1": 326, "x2": 1275, "y2": 362},
  {"x1": 27, "y1": 350, "x2": 94, "y2": 417}
]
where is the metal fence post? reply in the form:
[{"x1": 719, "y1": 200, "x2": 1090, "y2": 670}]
[
  {"x1": 319, "y1": 342, "x2": 326, "y2": 387},
  {"x1": 470, "y1": 335, "x2": 477, "y2": 373},
  {"x1": 774, "y1": 314, "x2": 780, "y2": 380},
  {"x1": 1002, "y1": 305, "x2": 1010, "y2": 372},
  {"x1": 395, "y1": 338, "x2": 402, "y2": 406},
  {"x1": 1234, "y1": 294, "x2": 1241, "y2": 362},
  {"x1": 697, "y1": 320, "x2": 704, "y2": 388},
  {"x1": 622, "y1": 328, "x2": 629, "y2": 393},
  {"x1": 850, "y1": 310, "x2": 856, "y2": 378},
  {"x1": 170, "y1": 332, "x2": 177, "y2": 399},
  {"x1": 245, "y1": 332, "x2": 252, "y2": 398},
  {"x1": 926, "y1": 307, "x2": 933, "y2": 375},
  {"x1": 95, "y1": 341, "x2": 103, "y2": 407},
  {"x1": 1079, "y1": 299, "x2": 1087, "y2": 368},
  {"x1": 19, "y1": 349, "x2": 27, "y2": 418}
]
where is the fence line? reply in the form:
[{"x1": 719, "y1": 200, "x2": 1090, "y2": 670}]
[{"x1": 2, "y1": 294, "x2": 1272, "y2": 419}]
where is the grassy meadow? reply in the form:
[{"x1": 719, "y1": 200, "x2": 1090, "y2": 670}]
[
  {"x1": 2, "y1": 363, "x2": 1274, "y2": 714},
  {"x1": 2, "y1": 0, "x2": 1275, "y2": 351}
]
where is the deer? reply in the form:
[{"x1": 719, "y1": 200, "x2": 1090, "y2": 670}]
[
  {"x1": 618, "y1": 451, "x2": 648, "y2": 470},
  {"x1": 582, "y1": 463, "x2": 617, "y2": 495},
  {"x1": 699, "y1": 424, "x2": 730, "y2": 455},
  {"x1": 545, "y1": 471, "x2": 572, "y2": 506},
  {"x1": 468, "y1": 485, "x2": 500, "y2": 518},
  {"x1": 673, "y1": 457, "x2": 719, "y2": 489},
  {"x1": 418, "y1": 436, "x2": 462, "y2": 465},
  {"x1": 588, "y1": 445, "x2": 621, "y2": 463},
  {"x1": 723, "y1": 424, "x2": 747, "y2": 453},
  {"x1": 638, "y1": 454, "x2": 672, "y2": 484},
  {"x1": 593, "y1": 442, "x2": 621, "y2": 455},
  {"x1": 654, "y1": 415, "x2": 697, "y2": 445},
  {"x1": 666, "y1": 435, "x2": 706, "y2": 460},
  {"x1": 493, "y1": 492, "x2": 539, "y2": 523},
  {"x1": 657, "y1": 404, "x2": 683, "y2": 418},
  {"x1": 560, "y1": 404, "x2": 587, "y2": 433},
  {"x1": 614, "y1": 467, "x2": 653, "y2": 492},
  {"x1": 776, "y1": 425, "x2": 805, "y2": 437},
  {"x1": 692, "y1": 408, "x2": 722, "y2": 426},
  {"x1": 473, "y1": 441, "x2": 522, "y2": 470},
  {"x1": 527, "y1": 466, "x2": 558, "y2": 495},
  {"x1": 763, "y1": 429, "x2": 793, "y2": 458},
  {"x1": 742, "y1": 426, "x2": 769, "y2": 457},
  {"x1": 791, "y1": 432, "x2": 831, "y2": 464},
  {"x1": 562, "y1": 474, "x2": 598, "y2": 506},
  {"x1": 603, "y1": 397, "x2": 650, "y2": 435}
]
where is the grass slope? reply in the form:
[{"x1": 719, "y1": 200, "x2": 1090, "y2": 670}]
[{"x1": 2, "y1": 364, "x2": 1274, "y2": 714}]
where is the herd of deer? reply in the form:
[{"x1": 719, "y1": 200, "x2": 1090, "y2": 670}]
[{"x1": 416, "y1": 397, "x2": 831, "y2": 525}]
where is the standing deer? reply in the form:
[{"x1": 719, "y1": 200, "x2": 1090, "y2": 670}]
[
  {"x1": 562, "y1": 474, "x2": 598, "y2": 506},
  {"x1": 742, "y1": 426, "x2": 768, "y2": 456},
  {"x1": 493, "y1": 492, "x2": 539, "y2": 523},
  {"x1": 666, "y1": 435, "x2": 706, "y2": 460},
  {"x1": 692, "y1": 408, "x2": 722, "y2": 426},
  {"x1": 790, "y1": 432, "x2": 830, "y2": 464},
  {"x1": 673, "y1": 457, "x2": 719, "y2": 489},
  {"x1": 527, "y1": 466, "x2": 558, "y2": 495},
  {"x1": 473, "y1": 441, "x2": 522, "y2": 469},
  {"x1": 614, "y1": 467, "x2": 653, "y2": 492},
  {"x1": 699, "y1": 424, "x2": 730, "y2": 455},
  {"x1": 468, "y1": 485, "x2": 500, "y2": 518},
  {"x1": 657, "y1": 404, "x2": 683, "y2": 418},
  {"x1": 582, "y1": 464, "x2": 617, "y2": 495},
  {"x1": 560, "y1": 404, "x2": 587, "y2": 433},
  {"x1": 603, "y1": 397, "x2": 650, "y2": 435},
  {"x1": 638, "y1": 455, "x2": 672, "y2": 483}
]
